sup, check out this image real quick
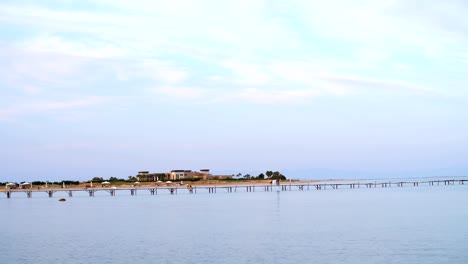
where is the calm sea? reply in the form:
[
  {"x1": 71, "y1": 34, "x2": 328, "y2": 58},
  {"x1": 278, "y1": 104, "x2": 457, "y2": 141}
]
[{"x1": 1, "y1": 184, "x2": 467, "y2": 264}]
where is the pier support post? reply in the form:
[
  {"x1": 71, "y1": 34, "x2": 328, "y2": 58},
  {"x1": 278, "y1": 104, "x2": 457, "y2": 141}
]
[
  {"x1": 6, "y1": 191, "x2": 11, "y2": 198},
  {"x1": 27, "y1": 191, "x2": 32, "y2": 198},
  {"x1": 48, "y1": 191, "x2": 53, "y2": 198},
  {"x1": 68, "y1": 191, "x2": 73, "y2": 197},
  {"x1": 88, "y1": 190, "x2": 94, "y2": 197}
]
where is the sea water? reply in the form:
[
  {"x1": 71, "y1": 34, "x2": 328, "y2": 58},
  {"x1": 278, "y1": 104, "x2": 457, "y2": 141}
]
[{"x1": 1, "y1": 184, "x2": 467, "y2": 264}]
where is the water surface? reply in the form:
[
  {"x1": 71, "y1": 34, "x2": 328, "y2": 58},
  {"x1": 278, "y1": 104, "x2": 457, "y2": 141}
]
[{"x1": 1, "y1": 185, "x2": 467, "y2": 264}]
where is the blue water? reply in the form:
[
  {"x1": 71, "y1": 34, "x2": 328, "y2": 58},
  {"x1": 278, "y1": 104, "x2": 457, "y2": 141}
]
[{"x1": 1, "y1": 185, "x2": 467, "y2": 264}]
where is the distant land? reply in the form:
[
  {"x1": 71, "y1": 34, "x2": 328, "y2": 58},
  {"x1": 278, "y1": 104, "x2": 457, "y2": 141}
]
[{"x1": 2, "y1": 167, "x2": 468, "y2": 183}]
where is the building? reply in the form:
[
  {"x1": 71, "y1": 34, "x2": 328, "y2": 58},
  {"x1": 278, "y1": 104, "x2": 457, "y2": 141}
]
[
  {"x1": 170, "y1": 170, "x2": 193, "y2": 180},
  {"x1": 137, "y1": 171, "x2": 170, "y2": 182},
  {"x1": 169, "y1": 169, "x2": 217, "y2": 180},
  {"x1": 136, "y1": 169, "x2": 214, "y2": 181}
]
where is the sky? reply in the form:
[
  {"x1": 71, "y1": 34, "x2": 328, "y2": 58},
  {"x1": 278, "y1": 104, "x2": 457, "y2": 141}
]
[{"x1": 1, "y1": 0, "x2": 468, "y2": 182}]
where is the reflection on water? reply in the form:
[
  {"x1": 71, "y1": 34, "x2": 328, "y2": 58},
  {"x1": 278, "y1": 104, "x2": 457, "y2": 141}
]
[{"x1": 1, "y1": 185, "x2": 468, "y2": 264}]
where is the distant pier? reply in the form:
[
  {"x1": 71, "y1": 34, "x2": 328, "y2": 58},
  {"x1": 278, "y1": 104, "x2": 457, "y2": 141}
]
[{"x1": 2, "y1": 179, "x2": 467, "y2": 199}]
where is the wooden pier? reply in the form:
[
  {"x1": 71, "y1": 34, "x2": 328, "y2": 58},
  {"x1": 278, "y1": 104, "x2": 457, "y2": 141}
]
[{"x1": 2, "y1": 179, "x2": 467, "y2": 199}]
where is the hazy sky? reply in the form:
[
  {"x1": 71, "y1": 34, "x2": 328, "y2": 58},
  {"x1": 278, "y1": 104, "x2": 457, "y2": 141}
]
[{"x1": 1, "y1": 0, "x2": 468, "y2": 181}]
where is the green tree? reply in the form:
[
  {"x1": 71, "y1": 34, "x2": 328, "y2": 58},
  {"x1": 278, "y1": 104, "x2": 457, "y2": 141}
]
[
  {"x1": 266, "y1": 171, "x2": 273, "y2": 178},
  {"x1": 127, "y1": 176, "x2": 137, "y2": 182},
  {"x1": 271, "y1": 171, "x2": 286, "y2": 180},
  {"x1": 92, "y1": 177, "x2": 104, "y2": 182},
  {"x1": 258, "y1": 173, "x2": 265, "y2": 179}
]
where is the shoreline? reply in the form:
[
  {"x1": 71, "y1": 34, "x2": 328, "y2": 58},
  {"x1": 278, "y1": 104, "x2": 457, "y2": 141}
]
[{"x1": 2, "y1": 177, "x2": 467, "y2": 192}]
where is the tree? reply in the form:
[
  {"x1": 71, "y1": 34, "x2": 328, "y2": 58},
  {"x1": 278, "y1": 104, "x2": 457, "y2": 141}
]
[
  {"x1": 92, "y1": 177, "x2": 104, "y2": 182},
  {"x1": 258, "y1": 173, "x2": 265, "y2": 179},
  {"x1": 271, "y1": 171, "x2": 286, "y2": 180},
  {"x1": 266, "y1": 171, "x2": 273, "y2": 178},
  {"x1": 127, "y1": 176, "x2": 137, "y2": 181}
]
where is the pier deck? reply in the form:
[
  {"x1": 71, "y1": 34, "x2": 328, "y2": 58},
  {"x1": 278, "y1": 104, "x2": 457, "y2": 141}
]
[{"x1": 2, "y1": 179, "x2": 467, "y2": 199}]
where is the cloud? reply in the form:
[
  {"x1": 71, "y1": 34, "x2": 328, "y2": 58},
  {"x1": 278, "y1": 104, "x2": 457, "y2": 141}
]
[
  {"x1": 0, "y1": 97, "x2": 111, "y2": 121},
  {"x1": 221, "y1": 60, "x2": 433, "y2": 96},
  {"x1": 0, "y1": 0, "x2": 460, "y2": 109},
  {"x1": 22, "y1": 35, "x2": 122, "y2": 59},
  {"x1": 1, "y1": 46, "x2": 91, "y2": 88},
  {"x1": 0, "y1": 1, "x2": 301, "y2": 61},
  {"x1": 235, "y1": 88, "x2": 320, "y2": 104},
  {"x1": 152, "y1": 86, "x2": 206, "y2": 99},
  {"x1": 222, "y1": 60, "x2": 271, "y2": 86},
  {"x1": 292, "y1": 0, "x2": 468, "y2": 58},
  {"x1": 139, "y1": 61, "x2": 188, "y2": 84}
]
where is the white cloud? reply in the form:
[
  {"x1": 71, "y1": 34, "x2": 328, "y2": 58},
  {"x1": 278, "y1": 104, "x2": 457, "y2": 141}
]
[
  {"x1": 289, "y1": 0, "x2": 468, "y2": 58},
  {"x1": 223, "y1": 60, "x2": 271, "y2": 86},
  {"x1": 0, "y1": 1, "x2": 301, "y2": 61},
  {"x1": 153, "y1": 67, "x2": 187, "y2": 84},
  {"x1": 221, "y1": 60, "x2": 431, "y2": 96},
  {"x1": 235, "y1": 88, "x2": 320, "y2": 104},
  {"x1": 152, "y1": 86, "x2": 206, "y2": 99},
  {"x1": 109, "y1": 60, "x2": 189, "y2": 84},
  {"x1": 0, "y1": 0, "x2": 460, "y2": 109},
  {"x1": 22, "y1": 35, "x2": 122, "y2": 59},
  {"x1": 0, "y1": 97, "x2": 111, "y2": 121},
  {"x1": 2, "y1": 47, "x2": 89, "y2": 86}
]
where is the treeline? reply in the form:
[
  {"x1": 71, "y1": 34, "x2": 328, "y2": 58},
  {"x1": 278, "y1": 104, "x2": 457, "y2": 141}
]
[
  {"x1": 231, "y1": 170, "x2": 286, "y2": 180},
  {"x1": 90, "y1": 176, "x2": 139, "y2": 182},
  {"x1": 1, "y1": 171, "x2": 287, "y2": 186}
]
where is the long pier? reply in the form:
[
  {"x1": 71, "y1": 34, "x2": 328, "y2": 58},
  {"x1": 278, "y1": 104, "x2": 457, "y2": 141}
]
[{"x1": 2, "y1": 179, "x2": 467, "y2": 199}]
